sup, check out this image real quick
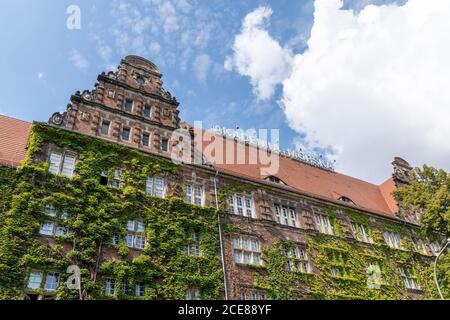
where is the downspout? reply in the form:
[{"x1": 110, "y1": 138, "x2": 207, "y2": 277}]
[{"x1": 214, "y1": 169, "x2": 228, "y2": 300}]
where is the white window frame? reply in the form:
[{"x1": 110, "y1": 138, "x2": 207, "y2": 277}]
[
  {"x1": 105, "y1": 279, "x2": 115, "y2": 296},
  {"x1": 27, "y1": 271, "x2": 43, "y2": 290},
  {"x1": 232, "y1": 235, "x2": 262, "y2": 266},
  {"x1": 351, "y1": 222, "x2": 374, "y2": 243},
  {"x1": 314, "y1": 213, "x2": 334, "y2": 235},
  {"x1": 274, "y1": 204, "x2": 297, "y2": 227},
  {"x1": 228, "y1": 194, "x2": 254, "y2": 218},
  {"x1": 283, "y1": 245, "x2": 310, "y2": 273},
  {"x1": 185, "y1": 288, "x2": 201, "y2": 300},
  {"x1": 399, "y1": 267, "x2": 421, "y2": 290},
  {"x1": 184, "y1": 232, "x2": 201, "y2": 257},
  {"x1": 185, "y1": 184, "x2": 204, "y2": 206},
  {"x1": 383, "y1": 231, "x2": 402, "y2": 249},
  {"x1": 48, "y1": 152, "x2": 76, "y2": 178},
  {"x1": 146, "y1": 175, "x2": 166, "y2": 198},
  {"x1": 126, "y1": 220, "x2": 146, "y2": 250},
  {"x1": 44, "y1": 272, "x2": 59, "y2": 292}
]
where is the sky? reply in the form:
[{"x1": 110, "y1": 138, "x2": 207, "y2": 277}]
[{"x1": 0, "y1": 0, "x2": 449, "y2": 184}]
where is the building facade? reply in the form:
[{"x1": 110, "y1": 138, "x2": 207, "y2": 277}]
[{"x1": 0, "y1": 56, "x2": 441, "y2": 300}]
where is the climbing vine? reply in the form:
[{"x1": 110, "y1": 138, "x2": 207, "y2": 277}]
[{"x1": 0, "y1": 124, "x2": 223, "y2": 299}]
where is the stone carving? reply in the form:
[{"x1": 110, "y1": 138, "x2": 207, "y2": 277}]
[
  {"x1": 49, "y1": 112, "x2": 66, "y2": 126},
  {"x1": 80, "y1": 111, "x2": 91, "y2": 122},
  {"x1": 392, "y1": 157, "x2": 413, "y2": 183}
]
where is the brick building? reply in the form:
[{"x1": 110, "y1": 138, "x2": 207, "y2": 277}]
[{"x1": 0, "y1": 56, "x2": 440, "y2": 300}]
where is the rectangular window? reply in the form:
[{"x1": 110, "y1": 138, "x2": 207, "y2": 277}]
[
  {"x1": 100, "y1": 120, "x2": 110, "y2": 135},
  {"x1": 274, "y1": 204, "x2": 297, "y2": 227},
  {"x1": 184, "y1": 232, "x2": 201, "y2": 257},
  {"x1": 109, "y1": 169, "x2": 121, "y2": 187},
  {"x1": 142, "y1": 133, "x2": 150, "y2": 147},
  {"x1": 55, "y1": 226, "x2": 67, "y2": 237},
  {"x1": 39, "y1": 222, "x2": 55, "y2": 236},
  {"x1": 351, "y1": 222, "x2": 373, "y2": 243},
  {"x1": 383, "y1": 231, "x2": 402, "y2": 249},
  {"x1": 283, "y1": 244, "x2": 310, "y2": 273},
  {"x1": 143, "y1": 105, "x2": 151, "y2": 118},
  {"x1": 49, "y1": 153, "x2": 62, "y2": 175},
  {"x1": 27, "y1": 271, "x2": 43, "y2": 290},
  {"x1": 229, "y1": 194, "x2": 254, "y2": 218},
  {"x1": 135, "y1": 283, "x2": 144, "y2": 297},
  {"x1": 45, "y1": 205, "x2": 56, "y2": 217},
  {"x1": 185, "y1": 288, "x2": 201, "y2": 300},
  {"x1": 122, "y1": 127, "x2": 130, "y2": 141},
  {"x1": 121, "y1": 280, "x2": 128, "y2": 295},
  {"x1": 161, "y1": 138, "x2": 169, "y2": 152},
  {"x1": 399, "y1": 267, "x2": 421, "y2": 290},
  {"x1": 146, "y1": 176, "x2": 165, "y2": 198},
  {"x1": 124, "y1": 99, "x2": 133, "y2": 112},
  {"x1": 184, "y1": 184, "x2": 204, "y2": 206},
  {"x1": 314, "y1": 213, "x2": 334, "y2": 235},
  {"x1": 49, "y1": 152, "x2": 76, "y2": 177},
  {"x1": 105, "y1": 279, "x2": 115, "y2": 296},
  {"x1": 44, "y1": 272, "x2": 59, "y2": 291},
  {"x1": 232, "y1": 235, "x2": 262, "y2": 266},
  {"x1": 111, "y1": 234, "x2": 119, "y2": 246},
  {"x1": 126, "y1": 220, "x2": 145, "y2": 250}
]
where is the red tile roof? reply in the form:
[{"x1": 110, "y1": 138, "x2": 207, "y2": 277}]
[
  {"x1": 0, "y1": 115, "x2": 31, "y2": 167},
  {"x1": 200, "y1": 133, "x2": 399, "y2": 219}
]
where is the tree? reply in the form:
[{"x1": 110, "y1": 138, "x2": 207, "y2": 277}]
[{"x1": 394, "y1": 165, "x2": 449, "y2": 298}]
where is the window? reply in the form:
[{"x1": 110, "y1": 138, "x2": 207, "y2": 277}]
[
  {"x1": 27, "y1": 271, "x2": 43, "y2": 290},
  {"x1": 105, "y1": 279, "x2": 115, "y2": 296},
  {"x1": 430, "y1": 242, "x2": 441, "y2": 256},
  {"x1": 239, "y1": 292, "x2": 246, "y2": 300},
  {"x1": 283, "y1": 245, "x2": 310, "y2": 273},
  {"x1": 351, "y1": 222, "x2": 373, "y2": 243},
  {"x1": 314, "y1": 213, "x2": 334, "y2": 235},
  {"x1": 111, "y1": 234, "x2": 119, "y2": 246},
  {"x1": 143, "y1": 105, "x2": 151, "y2": 118},
  {"x1": 126, "y1": 220, "x2": 146, "y2": 250},
  {"x1": 228, "y1": 194, "x2": 254, "y2": 218},
  {"x1": 39, "y1": 222, "x2": 54, "y2": 236},
  {"x1": 274, "y1": 204, "x2": 297, "y2": 227},
  {"x1": 146, "y1": 176, "x2": 165, "y2": 198},
  {"x1": 414, "y1": 239, "x2": 428, "y2": 255},
  {"x1": 383, "y1": 231, "x2": 402, "y2": 249},
  {"x1": 121, "y1": 127, "x2": 130, "y2": 141},
  {"x1": 161, "y1": 138, "x2": 169, "y2": 152},
  {"x1": 124, "y1": 99, "x2": 133, "y2": 112},
  {"x1": 266, "y1": 176, "x2": 285, "y2": 184},
  {"x1": 136, "y1": 75, "x2": 146, "y2": 85},
  {"x1": 121, "y1": 280, "x2": 128, "y2": 295},
  {"x1": 135, "y1": 282, "x2": 144, "y2": 297},
  {"x1": 184, "y1": 232, "x2": 201, "y2": 257},
  {"x1": 233, "y1": 236, "x2": 262, "y2": 266},
  {"x1": 399, "y1": 267, "x2": 421, "y2": 290},
  {"x1": 185, "y1": 184, "x2": 204, "y2": 206},
  {"x1": 109, "y1": 169, "x2": 121, "y2": 187},
  {"x1": 185, "y1": 288, "x2": 201, "y2": 300},
  {"x1": 48, "y1": 152, "x2": 76, "y2": 178},
  {"x1": 39, "y1": 206, "x2": 69, "y2": 237},
  {"x1": 239, "y1": 292, "x2": 266, "y2": 300},
  {"x1": 100, "y1": 120, "x2": 110, "y2": 135},
  {"x1": 142, "y1": 133, "x2": 150, "y2": 147},
  {"x1": 44, "y1": 273, "x2": 59, "y2": 291},
  {"x1": 331, "y1": 267, "x2": 340, "y2": 277}
]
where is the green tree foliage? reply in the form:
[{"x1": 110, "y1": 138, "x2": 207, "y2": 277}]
[{"x1": 394, "y1": 165, "x2": 450, "y2": 298}]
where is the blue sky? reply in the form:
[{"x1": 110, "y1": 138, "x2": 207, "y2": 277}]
[{"x1": 3, "y1": 0, "x2": 445, "y2": 184}]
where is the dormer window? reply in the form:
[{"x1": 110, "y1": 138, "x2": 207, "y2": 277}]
[
  {"x1": 265, "y1": 176, "x2": 285, "y2": 185},
  {"x1": 338, "y1": 196, "x2": 355, "y2": 205}
]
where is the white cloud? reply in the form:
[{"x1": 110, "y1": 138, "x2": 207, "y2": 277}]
[
  {"x1": 37, "y1": 72, "x2": 45, "y2": 80},
  {"x1": 224, "y1": 6, "x2": 293, "y2": 101},
  {"x1": 69, "y1": 49, "x2": 89, "y2": 71},
  {"x1": 149, "y1": 41, "x2": 161, "y2": 54},
  {"x1": 228, "y1": 0, "x2": 450, "y2": 183},
  {"x1": 193, "y1": 53, "x2": 212, "y2": 82}
]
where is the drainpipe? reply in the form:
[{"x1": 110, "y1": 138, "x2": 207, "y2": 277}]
[
  {"x1": 434, "y1": 238, "x2": 450, "y2": 300},
  {"x1": 214, "y1": 169, "x2": 228, "y2": 300}
]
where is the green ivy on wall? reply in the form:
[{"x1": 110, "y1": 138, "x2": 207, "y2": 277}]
[{"x1": 0, "y1": 124, "x2": 223, "y2": 299}]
